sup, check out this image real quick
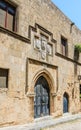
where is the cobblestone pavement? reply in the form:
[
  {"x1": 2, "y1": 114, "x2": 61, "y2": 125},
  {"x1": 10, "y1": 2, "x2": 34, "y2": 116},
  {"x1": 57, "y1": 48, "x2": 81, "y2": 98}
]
[{"x1": 44, "y1": 119, "x2": 81, "y2": 130}]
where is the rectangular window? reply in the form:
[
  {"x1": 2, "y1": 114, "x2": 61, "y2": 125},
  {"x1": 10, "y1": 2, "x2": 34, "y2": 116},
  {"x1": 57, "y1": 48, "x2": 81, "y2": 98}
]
[
  {"x1": 0, "y1": 68, "x2": 9, "y2": 88},
  {"x1": 61, "y1": 36, "x2": 68, "y2": 56},
  {"x1": 0, "y1": 0, "x2": 17, "y2": 31}
]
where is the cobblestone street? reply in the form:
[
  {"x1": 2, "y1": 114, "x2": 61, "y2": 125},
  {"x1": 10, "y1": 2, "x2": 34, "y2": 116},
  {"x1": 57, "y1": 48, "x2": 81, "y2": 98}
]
[{"x1": 44, "y1": 119, "x2": 81, "y2": 130}]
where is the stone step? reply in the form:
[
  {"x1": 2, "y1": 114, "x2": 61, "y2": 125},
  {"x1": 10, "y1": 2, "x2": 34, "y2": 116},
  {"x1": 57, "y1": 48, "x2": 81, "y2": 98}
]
[{"x1": 34, "y1": 115, "x2": 54, "y2": 122}]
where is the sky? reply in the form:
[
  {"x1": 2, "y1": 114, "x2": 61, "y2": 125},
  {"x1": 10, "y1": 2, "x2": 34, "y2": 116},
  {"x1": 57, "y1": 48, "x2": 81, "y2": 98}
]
[{"x1": 51, "y1": 0, "x2": 81, "y2": 30}]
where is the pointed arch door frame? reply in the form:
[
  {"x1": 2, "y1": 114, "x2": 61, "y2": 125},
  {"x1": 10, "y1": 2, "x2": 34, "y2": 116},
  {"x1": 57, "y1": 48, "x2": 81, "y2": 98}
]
[{"x1": 32, "y1": 69, "x2": 55, "y2": 118}]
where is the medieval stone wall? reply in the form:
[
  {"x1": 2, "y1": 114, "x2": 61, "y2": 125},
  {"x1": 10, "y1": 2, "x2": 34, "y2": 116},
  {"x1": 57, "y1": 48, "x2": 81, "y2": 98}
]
[{"x1": 0, "y1": 0, "x2": 81, "y2": 127}]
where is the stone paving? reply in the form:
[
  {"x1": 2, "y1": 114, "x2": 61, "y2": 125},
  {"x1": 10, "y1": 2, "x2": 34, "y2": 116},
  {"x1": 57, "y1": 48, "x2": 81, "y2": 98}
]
[
  {"x1": 44, "y1": 119, "x2": 81, "y2": 130},
  {"x1": 0, "y1": 113, "x2": 81, "y2": 130}
]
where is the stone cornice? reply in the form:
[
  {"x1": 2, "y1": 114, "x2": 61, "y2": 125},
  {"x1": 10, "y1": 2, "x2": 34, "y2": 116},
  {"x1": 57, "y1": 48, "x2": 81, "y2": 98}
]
[
  {"x1": 27, "y1": 57, "x2": 58, "y2": 69},
  {"x1": 56, "y1": 52, "x2": 81, "y2": 65},
  {"x1": 0, "y1": 26, "x2": 30, "y2": 43}
]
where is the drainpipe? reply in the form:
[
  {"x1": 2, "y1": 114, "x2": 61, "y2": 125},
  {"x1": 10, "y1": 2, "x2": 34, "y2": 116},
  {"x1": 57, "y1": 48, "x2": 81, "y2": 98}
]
[{"x1": 70, "y1": 22, "x2": 75, "y2": 33}]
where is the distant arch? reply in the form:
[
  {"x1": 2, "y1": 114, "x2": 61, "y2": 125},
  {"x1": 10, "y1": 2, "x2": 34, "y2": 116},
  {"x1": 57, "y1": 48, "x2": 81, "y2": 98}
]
[{"x1": 63, "y1": 92, "x2": 69, "y2": 113}]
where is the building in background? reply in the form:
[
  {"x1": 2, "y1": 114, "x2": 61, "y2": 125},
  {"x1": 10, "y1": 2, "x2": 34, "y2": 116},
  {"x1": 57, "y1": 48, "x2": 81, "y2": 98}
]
[{"x1": 0, "y1": 0, "x2": 81, "y2": 127}]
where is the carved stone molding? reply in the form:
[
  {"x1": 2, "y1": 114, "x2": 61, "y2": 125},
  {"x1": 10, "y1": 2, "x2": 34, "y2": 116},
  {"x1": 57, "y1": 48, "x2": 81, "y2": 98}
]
[{"x1": 29, "y1": 23, "x2": 56, "y2": 61}]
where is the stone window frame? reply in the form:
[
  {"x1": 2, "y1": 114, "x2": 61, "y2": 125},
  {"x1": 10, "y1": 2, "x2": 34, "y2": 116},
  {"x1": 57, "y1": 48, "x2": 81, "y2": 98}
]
[
  {"x1": 61, "y1": 35, "x2": 68, "y2": 56},
  {"x1": 0, "y1": 68, "x2": 9, "y2": 89},
  {"x1": 0, "y1": 0, "x2": 18, "y2": 32}
]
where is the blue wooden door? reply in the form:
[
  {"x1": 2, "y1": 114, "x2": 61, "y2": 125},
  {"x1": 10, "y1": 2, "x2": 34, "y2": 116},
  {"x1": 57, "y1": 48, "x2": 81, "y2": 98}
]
[
  {"x1": 63, "y1": 94, "x2": 68, "y2": 113},
  {"x1": 34, "y1": 76, "x2": 50, "y2": 118}
]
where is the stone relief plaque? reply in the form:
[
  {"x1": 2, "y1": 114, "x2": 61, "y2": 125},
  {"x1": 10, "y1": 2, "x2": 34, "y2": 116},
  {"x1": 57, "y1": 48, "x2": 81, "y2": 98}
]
[
  {"x1": 34, "y1": 37, "x2": 41, "y2": 50},
  {"x1": 41, "y1": 51, "x2": 46, "y2": 60},
  {"x1": 34, "y1": 35, "x2": 53, "y2": 60},
  {"x1": 41, "y1": 40, "x2": 47, "y2": 52},
  {"x1": 47, "y1": 44, "x2": 52, "y2": 55}
]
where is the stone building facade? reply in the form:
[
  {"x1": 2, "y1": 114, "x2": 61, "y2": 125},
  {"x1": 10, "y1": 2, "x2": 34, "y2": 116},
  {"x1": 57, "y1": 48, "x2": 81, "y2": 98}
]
[{"x1": 0, "y1": 0, "x2": 81, "y2": 127}]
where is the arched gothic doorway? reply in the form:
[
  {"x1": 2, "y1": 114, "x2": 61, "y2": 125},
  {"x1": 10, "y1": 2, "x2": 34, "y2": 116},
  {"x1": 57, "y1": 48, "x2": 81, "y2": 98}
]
[
  {"x1": 34, "y1": 76, "x2": 50, "y2": 118},
  {"x1": 63, "y1": 93, "x2": 69, "y2": 113}
]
